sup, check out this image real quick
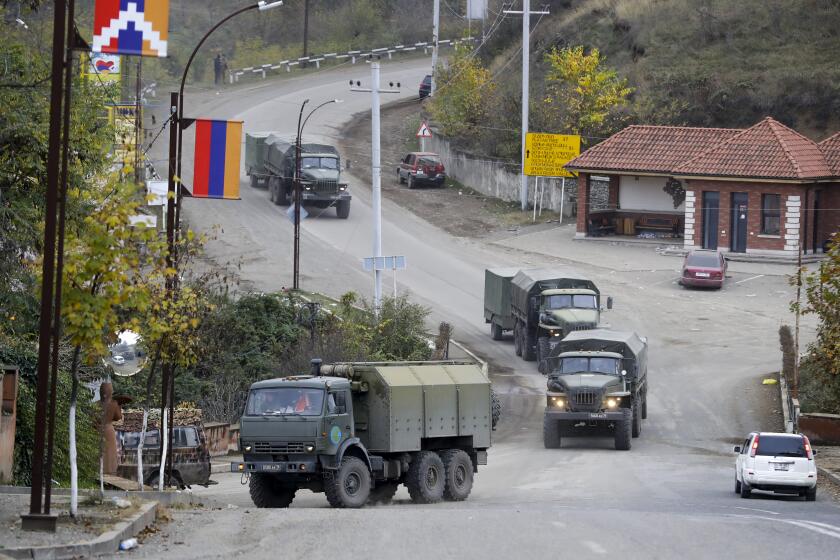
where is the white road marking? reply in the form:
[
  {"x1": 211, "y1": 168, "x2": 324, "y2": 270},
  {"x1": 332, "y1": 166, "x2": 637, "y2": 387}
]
[
  {"x1": 782, "y1": 520, "x2": 840, "y2": 540},
  {"x1": 735, "y1": 274, "x2": 764, "y2": 284},
  {"x1": 582, "y1": 541, "x2": 607, "y2": 555},
  {"x1": 732, "y1": 506, "x2": 779, "y2": 515},
  {"x1": 552, "y1": 521, "x2": 566, "y2": 528}
]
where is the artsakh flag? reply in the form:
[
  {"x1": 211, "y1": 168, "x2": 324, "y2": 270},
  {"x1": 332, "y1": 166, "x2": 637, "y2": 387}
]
[
  {"x1": 192, "y1": 120, "x2": 243, "y2": 200},
  {"x1": 92, "y1": 0, "x2": 170, "y2": 58}
]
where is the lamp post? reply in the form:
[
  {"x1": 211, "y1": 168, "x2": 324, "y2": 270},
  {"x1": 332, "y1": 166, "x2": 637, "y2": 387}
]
[{"x1": 293, "y1": 98, "x2": 343, "y2": 290}]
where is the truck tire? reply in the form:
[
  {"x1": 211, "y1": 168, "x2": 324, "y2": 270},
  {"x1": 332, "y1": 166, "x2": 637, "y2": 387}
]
[
  {"x1": 490, "y1": 321, "x2": 503, "y2": 341},
  {"x1": 324, "y1": 456, "x2": 371, "y2": 508},
  {"x1": 805, "y1": 486, "x2": 817, "y2": 502},
  {"x1": 407, "y1": 175, "x2": 415, "y2": 189},
  {"x1": 490, "y1": 388, "x2": 502, "y2": 430},
  {"x1": 543, "y1": 416, "x2": 562, "y2": 449},
  {"x1": 336, "y1": 199, "x2": 351, "y2": 219},
  {"x1": 441, "y1": 449, "x2": 473, "y2": 501},
  {"x1": 642, "y1": 393, "x2": 648, "y2": 419},
  {"x1": 368, "y1": 481, "x2": 399, "y2": 505},
  {"x1": 249, "y1": 473, "x2": 296, "y2": 508},
  {"x1": 268, "y1": 178, "x2": 276, "y2": 203},
  {"x1": 734, "y1": 476, "x2": 741, "y2": 494},
  {"x1": 632, "y1": 400, "x2": 642, "y2": 438},
  {"x1": 537, "y1": 337, "x2": 551, "y2": 374},
  {"x1": 280, "y1": 183, "x2": 291, "y2": 206},
  {"x1": 406, "y1": 451, "x2": 445, "y2": 504},
  {"x1": 739, "y1": 480, "x2": 751, "y2": 499},
  {"x1": 249, "y1": 171, "x2": 258, "y2": 188},
  {"x1": 523, "y1": 330, "x2": 537, "y2": 362},
  {"x1": 614, "y1": 408, "x2": 632, "y2": 451},
  {"x1": 514, "y1": 322, "x2": 523, "y2": 356}
]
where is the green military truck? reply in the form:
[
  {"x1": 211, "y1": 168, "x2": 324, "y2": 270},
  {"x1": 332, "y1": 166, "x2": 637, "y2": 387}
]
[
  {"x1": 505, "y1": 269, "x2": 609, "y2": 372},
  {"x1": 233, "y1": 360, "x2": 494, "y2": 508},
  {"x1": 244, "y1": 133, "x2": 351, "y2": 218},
  {"x1": 484, "y1": 268, "x2": 520, "y2": 341},
  {"x1": 543, "y1": 329, "x2": 648, "y2": 451}
]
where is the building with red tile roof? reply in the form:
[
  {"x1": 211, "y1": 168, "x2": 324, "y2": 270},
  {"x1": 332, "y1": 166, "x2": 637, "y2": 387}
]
[{"x1": 565, "y1": 117, "x2": 840, "y2": 258}]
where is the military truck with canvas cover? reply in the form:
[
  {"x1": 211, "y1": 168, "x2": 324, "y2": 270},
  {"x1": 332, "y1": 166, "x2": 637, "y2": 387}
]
[
  {"x1": 543, "y1": 329, "x2": 648, "y2": 451},
  {"x1": 244, "y1": 132, "x2": 272, "y2": 188},
  {"x1": 261, "y1": 135, "x2": 351, "y2": 218},
  {"x1": 484, "y1": 268, "x2": 520, "y2": 341},
  {"x1": 508, "y1": 269, "x2": 607, "y2": 372},
  {"x1": 233, "y1": 360, "x2": 494, "y2": 508}
]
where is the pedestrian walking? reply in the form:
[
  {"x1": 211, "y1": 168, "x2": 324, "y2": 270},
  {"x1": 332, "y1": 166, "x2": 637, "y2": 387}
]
[{"x1": 213, "y1": 53, "x2": 222, "y2": 85}]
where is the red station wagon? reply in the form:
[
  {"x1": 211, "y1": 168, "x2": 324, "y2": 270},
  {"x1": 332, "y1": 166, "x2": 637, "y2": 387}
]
[{"x1": 397, "y1": 152, "x2": 446, "y2": 188}]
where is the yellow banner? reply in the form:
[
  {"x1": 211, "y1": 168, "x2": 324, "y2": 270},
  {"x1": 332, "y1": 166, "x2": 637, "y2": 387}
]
[{"x1": 524, "y1": 133, "x2": 580, "y2": 177}]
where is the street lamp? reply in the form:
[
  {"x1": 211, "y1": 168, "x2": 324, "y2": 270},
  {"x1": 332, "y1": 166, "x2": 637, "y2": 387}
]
[{"x1": 293, "y1": 98, "x2": 343, "y2": 290}]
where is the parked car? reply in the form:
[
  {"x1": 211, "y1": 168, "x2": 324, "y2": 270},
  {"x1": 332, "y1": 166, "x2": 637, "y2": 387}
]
[
  {"x1": 111, "y1": 355, "x2": 125, "y2": 365},
  {"x1": 734, "y1": 432, "x2": 817, "y2": 501},
  {"x1": 680, "y1": 249, "x2": 726, "y2": 289},
  {"x1": 419, "y1": 74, "x2": 432, "y2": 98},
  {"x1": 397, "y1": 152, "x2": 446, "y2": 188}
]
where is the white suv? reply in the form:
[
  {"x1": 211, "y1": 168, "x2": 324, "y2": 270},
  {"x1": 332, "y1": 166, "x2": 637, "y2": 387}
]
[{"x1": 734, "y1": 432, "x2": 817, "y2": 501}]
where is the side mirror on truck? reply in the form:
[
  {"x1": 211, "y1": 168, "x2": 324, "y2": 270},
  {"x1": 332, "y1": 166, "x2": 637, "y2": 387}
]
[{"x1": 607, "y1": 296, "x2": 613, "y2": 310}]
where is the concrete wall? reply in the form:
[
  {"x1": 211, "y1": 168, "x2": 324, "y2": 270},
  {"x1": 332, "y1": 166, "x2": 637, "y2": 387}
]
[
  {"x1": 0, "y1": 366, "x2": 20, "y2": 483},
  {"x1": 799, "y1": 413, "x2": 840, "y2": 445},
  {"x1": 619, "y1": 175, "x2": 684, "y2": 212},
  {"x1": 428, "y1": 134, "x2": 575, "y2": 215}
]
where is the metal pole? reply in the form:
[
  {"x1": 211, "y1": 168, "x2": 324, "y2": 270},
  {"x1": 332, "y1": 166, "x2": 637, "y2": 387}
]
[
  {"x1": 393, "y1": 267, "x2": 397, "y2": 299},
  {"x1": 293, "y1": 99, "x2": 308, "y2": 290},
  {"x1": 303, "y1": 0, "x2": 310, "y2": 63},
  {"x1": 44, "y1": 0, "x2": 76, "y2": 512},
  {"x1": 519, "y1": 0, "x2": 530, "y2": 210},
  {"x1": 371, "y1": 61, "x2": 383, "y2": 309},
  {"x1": 28, "y1": 0, "x2": 68, "y2": 522},
  {"x1": 533, "y1": 177, "x2": 538, "y2": 222},
  {"x1": 431, "y1": 0, "x2": 440, "y2": 95},
  {"x1": 559, "y1": 177, "x2": 565, "y2": 225},
  {"x1": 135, "y1": 57, "x2": 143, "y2": 185}
]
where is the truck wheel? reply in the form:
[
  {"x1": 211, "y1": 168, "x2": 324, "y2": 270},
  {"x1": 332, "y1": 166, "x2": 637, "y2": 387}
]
[
  {"x1": 490, "y1": 321, "x2": 503, "y2": 341},
  {"x1": 614, "y1": 408, "x2": 632, "y2": 451},
  {"x1": 368, "y1": 482, "x2": 399, "y2": 505},
  {"x1": 805, "y1": 486, "x2": 816, "y2": 502},
  {"x1": 249, "y1": 172, "x2": 258, "y2": 188},
  {"x1": 268, "y1": 179, "x2": 276, "y2": 203},
  {"x1": 543, "y1": 416, "x2": 562, "y2": 449},
  {"x1": 336, "y1": 200, "x2": 351, "y2": 219},
  {"x1": 537, "y1": 337, "x2": 551, "y2": 374},
  {"x1": 739, "y1": 480, "x2": 751, "y2": 499},
  {"x1": 642, "y1": 394, "x2": 648, "y2": 420},
  {"x1": 407, "y1": 175, "x2": 415, "y2": 189},
  {"x1": 324, "y1": 456, "x2": 371, "y2": 508},
  {"x1": 280, "y1": 183, "x2": 291, "y2": 206},
  {"x1": 514, "y1": 322, "x2": 523, "y2": 356},
  {"x1": 734, "y1": 476, "x2": 741, "y2": 494},
  {"x1": 249, "y1": 473, "x2": 296, "y2": 508},
  {"x1": 632, "y1": 400, "x2": 641, "y2": 438},
  {"x1": 441, "y1": 450, "x2": 473, "y2": 501},
  {"x1": 523, "y1": 330, "x2": 537, "y2": 362},
  {"x1": 490, "y1": 388, "x2": 502, "y2": 430},
  {"x1": 406, "y1": 451, "x2": 445, "y2": 504}
]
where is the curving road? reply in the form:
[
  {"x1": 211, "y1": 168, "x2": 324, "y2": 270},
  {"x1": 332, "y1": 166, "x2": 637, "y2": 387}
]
[{"x1": 138, "y1": 58, "x2": 840, "y2": 559}]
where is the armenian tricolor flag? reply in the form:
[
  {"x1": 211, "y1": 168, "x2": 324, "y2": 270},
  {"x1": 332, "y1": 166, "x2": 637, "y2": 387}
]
[
  {"x1": 192, "y1": 119, "x2": 243, "y2": 200},
  {"x1": 92, "y1": 0, "x2": 170, "y2": 58}
]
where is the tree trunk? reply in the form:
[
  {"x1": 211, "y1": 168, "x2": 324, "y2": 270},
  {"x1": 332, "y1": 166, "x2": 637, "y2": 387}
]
[
  {"x1": 68, "y1": 346, "x2": 81, "y2": 517},
  {"x1": 138, "y1": 346, "x2": 160, "y2": 490}
]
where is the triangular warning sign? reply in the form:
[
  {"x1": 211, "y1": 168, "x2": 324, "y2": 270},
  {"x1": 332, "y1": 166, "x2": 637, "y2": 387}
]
[{"x1": 416, "y1": 122, "x2": 432, "y2": 138}]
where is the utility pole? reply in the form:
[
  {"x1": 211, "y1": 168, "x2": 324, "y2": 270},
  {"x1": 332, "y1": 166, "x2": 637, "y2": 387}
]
[
  {"x1": 431, "y1": 0, "x2": 440, "y2": 95},
  {"x1": 134, "y1": 58, "x2": 143, "y2": 185},
  {"x1": 350, "y1": 58, "x2": 400, "y2": 310},
  {"x1": 303, "y1": 0, "x2": 310, "y2": 64},
  {"x1": 505, "y1": 1, "x2": 549, "y2": 210}
]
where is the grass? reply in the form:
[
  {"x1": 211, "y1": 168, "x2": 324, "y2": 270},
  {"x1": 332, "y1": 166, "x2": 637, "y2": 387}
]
[{"x1": 442, "y1": 176, "x2": 561, "y2": 228}]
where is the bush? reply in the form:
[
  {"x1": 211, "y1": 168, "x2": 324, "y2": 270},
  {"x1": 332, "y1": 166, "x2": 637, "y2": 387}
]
[{"x1": 799, "y1": 358, "x2": 840, "y2": 415}]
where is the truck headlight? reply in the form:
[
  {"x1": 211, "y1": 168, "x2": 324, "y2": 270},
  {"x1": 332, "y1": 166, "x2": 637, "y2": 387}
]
[
  {"x1": 244, "y1": 444, "x2": 252, "y2": 452},
  {"x1": 552, "y1": 397, "x2": 564, "y2": 408},
  {"x1": 339, "y1": 185, "x2": 347, "y2": 191},
  {"x1": 606, "y1": 399, "x2": 618, "y2": 409},
  {"x1": 305, "y1": 444, "x2": 315, "y2": 453}
]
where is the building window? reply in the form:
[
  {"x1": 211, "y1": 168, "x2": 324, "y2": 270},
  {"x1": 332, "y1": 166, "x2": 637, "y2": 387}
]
[{"x1": 761, "y1": 194, "x2": 781, "y2": 235}]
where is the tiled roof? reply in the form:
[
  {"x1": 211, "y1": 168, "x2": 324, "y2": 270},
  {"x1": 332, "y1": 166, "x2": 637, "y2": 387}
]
[
  {"x1": 818, "y1": 131, "x2": 840, "y2": 176},
  {"x1": 565, "y1": 125, "x2": 742, "y2": 174},
  {"x1": 673, "y1": 118, "x2": 833, "y2": 180}
]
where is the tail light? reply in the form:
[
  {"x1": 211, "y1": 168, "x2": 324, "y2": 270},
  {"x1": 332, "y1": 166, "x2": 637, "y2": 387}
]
[
  {"x1": 804, "y1": 435, "x2": 813, "y2": 460},
  {"x1": 712, "y1": 272, "x2": 722, "y2": 279},
  {"x1": 750, "y1": 434, "x2": 759, "y2": 457}
]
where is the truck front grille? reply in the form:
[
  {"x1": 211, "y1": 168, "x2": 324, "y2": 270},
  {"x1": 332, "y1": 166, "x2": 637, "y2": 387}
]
[
  {"x1": 571, "y1": 323, "x2": 597, "y2": 332},
  {"x1": 253, "y1": 442, "x2": 309, "y2": 454},
  {"x1": 312, "y1": 180, "x2": 337, "y2": 194},
  {"x1": 574, "y1": 390, "x2": 597, "y2": 406}
]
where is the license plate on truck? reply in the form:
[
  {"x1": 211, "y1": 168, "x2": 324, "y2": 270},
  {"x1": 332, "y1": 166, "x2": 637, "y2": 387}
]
[
  {"x1": 261, "y1": 464, "x2": 283, "y2": 471},
  {"x1": 589, "y1": 413, "x2": 607, "y2": 419}
]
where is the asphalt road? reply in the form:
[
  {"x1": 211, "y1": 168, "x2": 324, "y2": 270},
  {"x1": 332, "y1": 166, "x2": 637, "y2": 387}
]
[{"x1": 137, "y1": 58, "x2": 840, "y2": 559}]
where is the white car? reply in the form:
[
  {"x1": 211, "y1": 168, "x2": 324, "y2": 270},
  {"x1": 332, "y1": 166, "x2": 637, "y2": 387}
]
[
  {"x1": 734, "y1": 432, "x2": 817, "y2": 501},
  {"x1": 111, "y1": 355, "x2": 125, "y2": 365}
]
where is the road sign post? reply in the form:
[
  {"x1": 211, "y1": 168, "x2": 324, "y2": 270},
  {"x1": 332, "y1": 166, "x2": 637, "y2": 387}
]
[{"x1": 417, "y1": 121, "x2": 432, "y2": 152}]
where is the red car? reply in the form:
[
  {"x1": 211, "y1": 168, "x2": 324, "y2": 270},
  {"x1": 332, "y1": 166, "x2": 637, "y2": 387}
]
[
  {"x1": 680, "y1": 250, "x2": 727, "y2": 289},
  {"x1": 397, "y1": 152, "x2": 446, "y2": 188}
]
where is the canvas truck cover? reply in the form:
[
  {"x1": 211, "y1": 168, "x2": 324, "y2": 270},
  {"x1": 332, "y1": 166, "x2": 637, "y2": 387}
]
[
  {"x1": 301, "y1": 143, "x2": 339, "y2": 157},
  {"x1": 484, "y1": 268, "x2": 519, "y2": 322},
  {"x1": 553, "y1": 329, "x2": 647, "y2": 377},
  {"x1": 265, "y1": 135, "x2": 295, "y2": 171},
  {"x1": 511, "y1": 268, "x2": 599, "y2": 316},
  {"x1": 245, "y1": 132, "x2": 273, "y2": 171}
]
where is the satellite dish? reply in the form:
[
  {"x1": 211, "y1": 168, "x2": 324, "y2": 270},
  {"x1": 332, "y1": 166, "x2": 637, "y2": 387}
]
[{"x1": 105, "y1": 330, "x2": 147, "y2": 377}]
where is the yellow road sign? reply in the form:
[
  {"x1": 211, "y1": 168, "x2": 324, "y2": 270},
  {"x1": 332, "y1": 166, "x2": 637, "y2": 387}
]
[{"x1": 523, "y1": 133, "x2": 580, "y2": 177}]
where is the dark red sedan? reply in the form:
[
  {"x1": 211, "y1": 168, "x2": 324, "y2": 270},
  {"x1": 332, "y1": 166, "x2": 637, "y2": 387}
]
[{"x1": 680, "y1": 250, "x2": 727, "y2": 289}]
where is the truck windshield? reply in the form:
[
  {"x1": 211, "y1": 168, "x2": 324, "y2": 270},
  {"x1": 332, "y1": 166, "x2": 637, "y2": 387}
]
[
  {"x1": 544, "y1": 294, "x2": 597, "y2": 310},
  {"x1": 246, "y1": 388, "x2": 325, "y2": 416},
  {"x1": 558, "y1": 357, "x2": 619, "y2": 375},
  {"x1": 301, "y1": 157, "x2": 338, "y2": 170}
]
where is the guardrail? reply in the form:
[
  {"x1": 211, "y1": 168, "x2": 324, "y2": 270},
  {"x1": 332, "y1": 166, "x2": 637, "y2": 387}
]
[{"x1": 228, "y1": 37, "x2": 476, "y2": 83}]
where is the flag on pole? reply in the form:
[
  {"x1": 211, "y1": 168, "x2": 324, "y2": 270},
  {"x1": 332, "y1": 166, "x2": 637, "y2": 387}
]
[
  {"x1": 192, "y1": 120, "x2": 243, "y2": 200},
  {"x1": 92, "y1": 0, "x2": 170, "y2": 58}
]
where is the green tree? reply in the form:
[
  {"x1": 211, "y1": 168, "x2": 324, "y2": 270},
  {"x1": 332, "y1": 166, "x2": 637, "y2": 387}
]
[
  {"x1": 428, "y1": 47, "x2": 496, "y2": 139},
  {"x1": 338, "y1": 292, "x2": 432, "y2": 361},
  {"x1": 539, "y1": 46, "x2": 633, "y2": 141}
]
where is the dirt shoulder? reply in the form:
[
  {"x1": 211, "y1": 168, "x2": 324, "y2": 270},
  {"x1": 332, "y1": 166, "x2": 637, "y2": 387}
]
[{"x1": 337, "y1": 99, "x2": 557, "y2": 239}]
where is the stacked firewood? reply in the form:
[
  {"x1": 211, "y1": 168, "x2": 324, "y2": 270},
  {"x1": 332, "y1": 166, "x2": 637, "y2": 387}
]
[{"x1": 114, "y1": 406, "x2": 203, "y2": 431}]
